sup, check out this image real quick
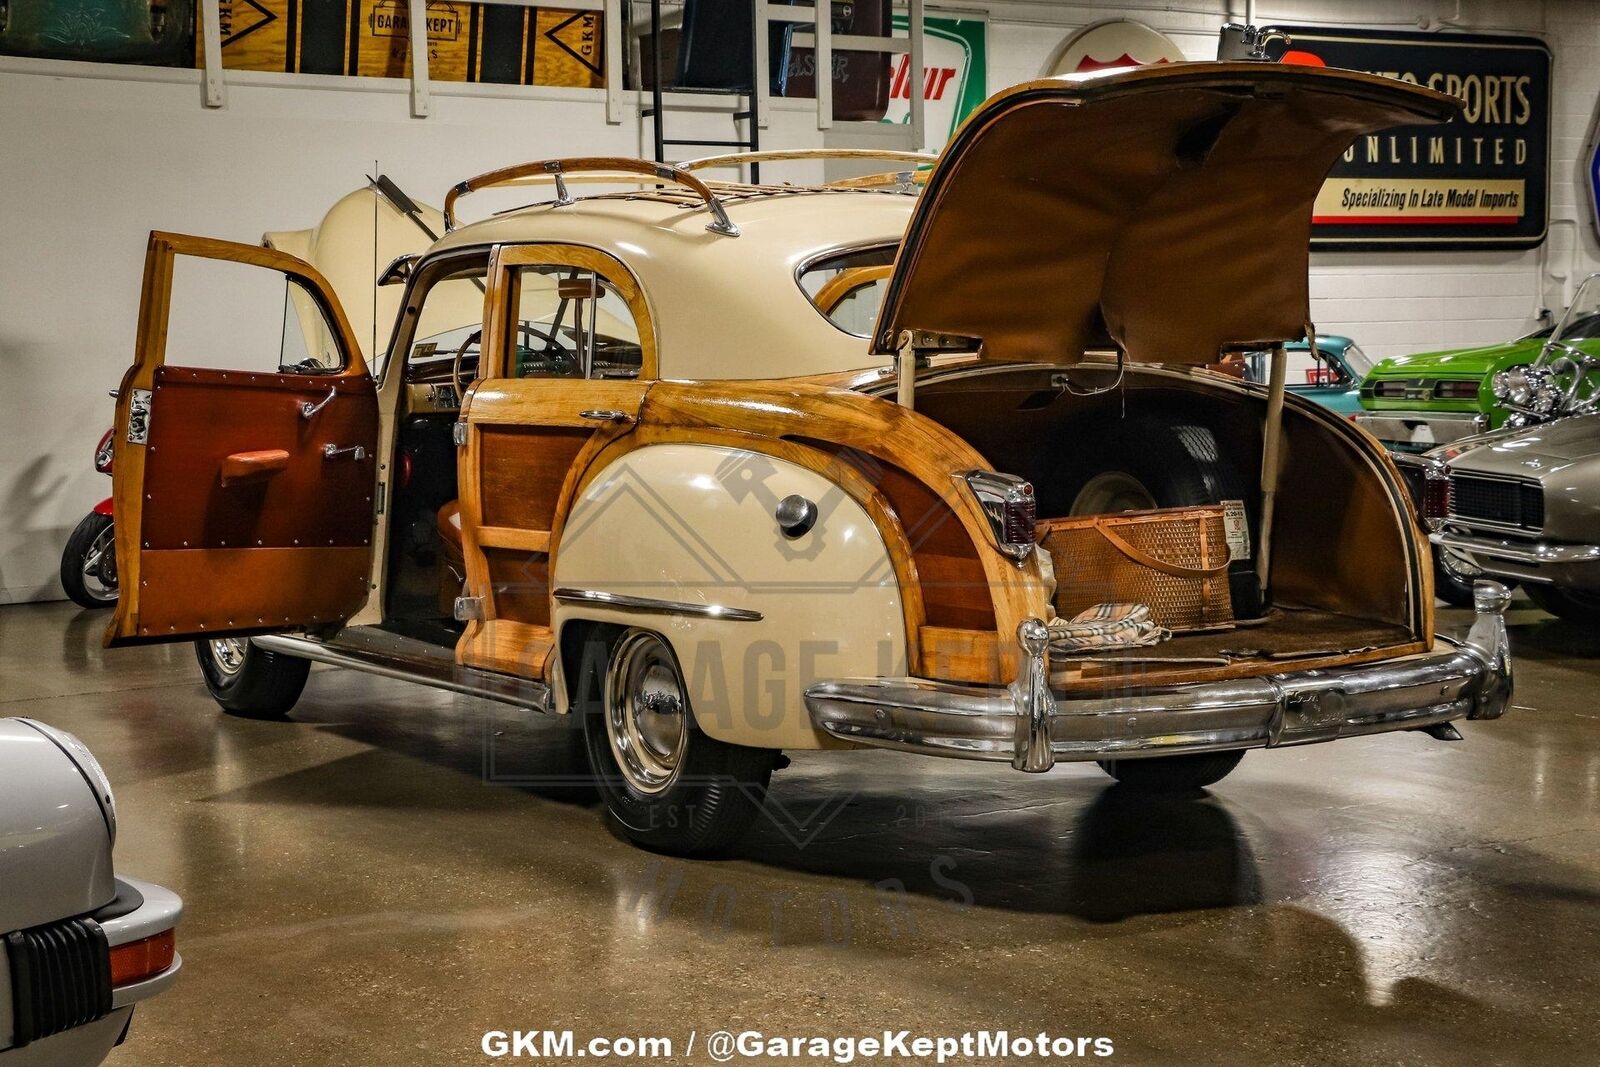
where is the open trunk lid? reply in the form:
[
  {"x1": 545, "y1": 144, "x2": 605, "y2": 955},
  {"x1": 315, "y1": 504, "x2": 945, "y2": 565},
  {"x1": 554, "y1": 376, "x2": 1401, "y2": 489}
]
[{"x1": 870, "y1": 62, "x2": 1459, "y2": 367}]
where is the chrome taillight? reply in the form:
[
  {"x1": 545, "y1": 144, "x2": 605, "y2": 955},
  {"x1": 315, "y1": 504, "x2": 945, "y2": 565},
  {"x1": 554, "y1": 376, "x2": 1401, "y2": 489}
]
[
  {"x1": 1421, "y1": 465, "x2": 1451, "y2": 529},
  {"x1": 962, "y1": 470, "x2": 1036, "y2": 564},
  {"x1": 93, "y1": 428, "x2": 115, "y2": 473}
]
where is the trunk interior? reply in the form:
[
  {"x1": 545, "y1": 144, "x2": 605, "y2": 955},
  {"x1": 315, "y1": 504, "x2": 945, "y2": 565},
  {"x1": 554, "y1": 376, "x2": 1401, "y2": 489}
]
[{"x1": 910, "y1": 362, "x2": 1425, "y2": 685}]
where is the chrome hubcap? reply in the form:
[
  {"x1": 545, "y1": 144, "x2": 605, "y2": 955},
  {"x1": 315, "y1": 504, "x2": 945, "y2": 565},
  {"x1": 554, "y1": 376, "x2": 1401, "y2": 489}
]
[
  {"x1": 604, "y1": 630, "x2": 689, "y2": 795},
  {"x1": 209, "y1": 637, "x2": 249, "y2": 676},
  {"x1": 1071, "y1": 472, "x2": 1158, "y2": 515},
  {"x1": 80, "y1": 525, "x2": 119, "y2": 602}
]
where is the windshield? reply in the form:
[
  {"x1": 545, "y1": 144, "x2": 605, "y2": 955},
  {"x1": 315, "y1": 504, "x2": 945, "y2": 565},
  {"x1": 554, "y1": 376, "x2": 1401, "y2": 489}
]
[
  {"x1": 799, "y1": 244, "x2": 899, "y2": 338},
  {"x1": 1341, "y1": 343, "x2": 1372, "y2": 379}
]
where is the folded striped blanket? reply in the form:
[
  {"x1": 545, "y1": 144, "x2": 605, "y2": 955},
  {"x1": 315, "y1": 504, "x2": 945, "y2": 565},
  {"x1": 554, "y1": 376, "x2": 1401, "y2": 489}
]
[{"x1": 1047, "y1": 603, "x2": 1171, "y2": 650}]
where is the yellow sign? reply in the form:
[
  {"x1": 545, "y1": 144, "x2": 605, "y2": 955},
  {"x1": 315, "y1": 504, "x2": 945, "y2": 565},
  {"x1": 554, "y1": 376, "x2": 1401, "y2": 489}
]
[{"x1": 1313, "y1": 178, "x2": 1525, "y2": 225}]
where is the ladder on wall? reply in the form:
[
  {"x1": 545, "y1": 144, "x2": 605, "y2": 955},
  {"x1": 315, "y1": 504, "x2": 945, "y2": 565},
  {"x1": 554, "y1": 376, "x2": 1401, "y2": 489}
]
[
  {"x1": 642, "y1": 0, "x2": 761, "y2": 176},
  {"x1": 639, "y1": 0, "x2": 926, "y2": 176}
]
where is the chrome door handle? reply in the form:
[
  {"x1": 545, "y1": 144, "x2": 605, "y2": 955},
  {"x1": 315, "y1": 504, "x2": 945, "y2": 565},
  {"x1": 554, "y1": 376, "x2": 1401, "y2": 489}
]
[
  {"x1": 579, "y1": 409, "x2": 632, "y2": 423},
  {"x1": 300, "y1": 385, "x2": 337, "y2": 419},
  {"x1": 322, "y1": 443, "x2": 367, "y2": 461}
]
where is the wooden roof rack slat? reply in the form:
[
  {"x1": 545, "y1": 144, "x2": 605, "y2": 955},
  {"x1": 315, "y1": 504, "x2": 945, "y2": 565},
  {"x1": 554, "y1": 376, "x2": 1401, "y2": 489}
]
[{"x1": 444, "y1": 157, "x2": 740, "y2": 236}]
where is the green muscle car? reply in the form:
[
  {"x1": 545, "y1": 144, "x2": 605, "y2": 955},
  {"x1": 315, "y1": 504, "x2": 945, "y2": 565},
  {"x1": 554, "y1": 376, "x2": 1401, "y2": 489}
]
[
  {"x1": 1355, "y1": 328, "x2": 1552, "y2": 452},
  {"x1": 1356, "y1": 315, "x2": 1600, "y2": 453}
]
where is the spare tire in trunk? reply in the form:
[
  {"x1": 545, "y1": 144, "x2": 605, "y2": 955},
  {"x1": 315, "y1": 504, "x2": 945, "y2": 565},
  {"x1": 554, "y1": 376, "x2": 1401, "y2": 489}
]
[{"x1": 1060, "y1": 414, "x2": 1262, "y2": 619}]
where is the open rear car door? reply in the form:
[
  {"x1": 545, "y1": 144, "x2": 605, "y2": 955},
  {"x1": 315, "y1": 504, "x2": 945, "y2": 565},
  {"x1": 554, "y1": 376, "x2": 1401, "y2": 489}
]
[{"x1": 107, "y1": 232, "x2": 379, "y2": 645}]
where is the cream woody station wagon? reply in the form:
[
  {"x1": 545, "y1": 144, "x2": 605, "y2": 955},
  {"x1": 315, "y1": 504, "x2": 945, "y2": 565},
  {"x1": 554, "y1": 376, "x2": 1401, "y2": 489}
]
[{"x1": 109, "y1": 63, "x2": 1514, "y2": 855}]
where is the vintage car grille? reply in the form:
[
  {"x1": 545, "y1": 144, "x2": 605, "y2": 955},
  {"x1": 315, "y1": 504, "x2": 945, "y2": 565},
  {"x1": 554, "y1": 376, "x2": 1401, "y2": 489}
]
[
  {"x1": 1449, "y1": 475, "x2": 1545, "y2": 531},
  {"x1": 3, "y1": 918, "x2": 112, "y2": 1048}
]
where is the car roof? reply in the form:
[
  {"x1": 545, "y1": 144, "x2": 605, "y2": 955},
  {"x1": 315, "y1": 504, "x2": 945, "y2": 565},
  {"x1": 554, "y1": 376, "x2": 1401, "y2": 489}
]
[{"x1": 429, "y1": 186, "x2": 917, "y2": 379}]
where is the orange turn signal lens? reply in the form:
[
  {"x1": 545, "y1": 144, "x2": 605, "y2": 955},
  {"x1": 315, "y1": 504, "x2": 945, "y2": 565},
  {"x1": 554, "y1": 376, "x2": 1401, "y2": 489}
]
[{"x1": 109, "y1": 929, "x2": 176, "y2": 987}]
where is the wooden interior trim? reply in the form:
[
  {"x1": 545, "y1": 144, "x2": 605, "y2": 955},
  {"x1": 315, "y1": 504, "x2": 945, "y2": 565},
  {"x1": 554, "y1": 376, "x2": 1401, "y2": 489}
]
[{"x1": 813, "y1": 264, "x2": 894, "y2": 315}]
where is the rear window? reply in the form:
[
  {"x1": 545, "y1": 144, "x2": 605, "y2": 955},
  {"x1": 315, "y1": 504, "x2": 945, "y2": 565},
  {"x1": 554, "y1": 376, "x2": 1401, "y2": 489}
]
[{"x1": 798, "y1": 244, "x2": 898, "y2": 338}]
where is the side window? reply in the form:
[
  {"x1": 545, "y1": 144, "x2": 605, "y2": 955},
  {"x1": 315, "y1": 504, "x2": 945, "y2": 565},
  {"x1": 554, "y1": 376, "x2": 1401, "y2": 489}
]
[
  {"x1": 508, "y1": 264, "x2": 643, "y2": 380},
  {"x1": 798, "y1": 244, "x2": 897, "y2": 338},
  {"x1": 166, "y1": 256, "x2": 345, "y2": 373}
]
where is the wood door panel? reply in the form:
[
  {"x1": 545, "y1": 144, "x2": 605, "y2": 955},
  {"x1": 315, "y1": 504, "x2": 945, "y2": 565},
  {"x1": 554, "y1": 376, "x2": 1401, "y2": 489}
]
[
  {"x1": 141, "y1": 367, "x2": 378, "y2": 551},
  {"x1": 132, "y1": 547, "x2": 368, "y2": 639},
  {"x1": 476, "y1": 426, "x2": 590, "y2": 531}
]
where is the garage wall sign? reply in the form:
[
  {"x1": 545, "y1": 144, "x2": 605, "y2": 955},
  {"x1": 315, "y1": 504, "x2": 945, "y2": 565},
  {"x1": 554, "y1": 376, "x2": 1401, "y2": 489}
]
[
  {"x1": 1260, "y1": 25, "x2": 1551, "y2": 251},
  {"x1": 879, "y1": 13, "x2": 986, "y2": 151},
  {"x1": 197, "y1": 0, "x2": 602, "y2": 87},
  {"x1": 1043, "y1": 18, "x2": 1185, "y2": 77}
]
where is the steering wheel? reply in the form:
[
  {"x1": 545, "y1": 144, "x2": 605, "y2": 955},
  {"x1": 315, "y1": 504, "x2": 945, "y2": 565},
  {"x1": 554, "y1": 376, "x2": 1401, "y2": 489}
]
[{"x1": 451, "y1": 328, "x2": 482, "y2": 401}]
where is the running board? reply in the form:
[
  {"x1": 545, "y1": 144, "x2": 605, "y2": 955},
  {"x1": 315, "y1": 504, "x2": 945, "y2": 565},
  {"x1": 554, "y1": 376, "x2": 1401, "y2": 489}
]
[{"x1": 254, "y1": 628, "x2": 554, "y2": 713}]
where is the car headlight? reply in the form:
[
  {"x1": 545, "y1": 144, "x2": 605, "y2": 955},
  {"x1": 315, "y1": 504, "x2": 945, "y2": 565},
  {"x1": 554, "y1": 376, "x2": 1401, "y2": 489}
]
[
  {"x1": 1530, "y1": 383, "x2": 1560, "y2": 414},
  {"x1": 19, "y1": 719, "x2": 116, "y2": 845},
  {"x1": 1491, "y1": 367, "x2": 1529, "y2": 404}
]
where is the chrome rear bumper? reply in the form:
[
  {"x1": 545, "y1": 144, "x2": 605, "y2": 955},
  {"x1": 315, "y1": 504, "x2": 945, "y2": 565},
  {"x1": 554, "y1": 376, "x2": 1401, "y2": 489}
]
[{"x1": 805, "y1": 583, "x2": 1514, "y2": 773}]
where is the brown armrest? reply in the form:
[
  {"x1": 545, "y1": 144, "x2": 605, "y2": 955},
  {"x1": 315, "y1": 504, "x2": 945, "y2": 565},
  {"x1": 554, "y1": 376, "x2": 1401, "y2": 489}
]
[{"x1": 220, "y1": 449, "x2": 290, "y2": 486}]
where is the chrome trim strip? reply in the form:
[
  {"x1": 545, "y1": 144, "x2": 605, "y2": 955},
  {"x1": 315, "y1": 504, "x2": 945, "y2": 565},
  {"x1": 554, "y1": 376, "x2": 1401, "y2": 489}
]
[
  {"x1": 552, "y1": 588, "x2": 763, "y2": 622},
  {"x1": 1432, "y1": 529, "x2": 1600, "y2": 567},
  {"x1": 806, "y1": 584, "x2": 1513, "y2": 769},
  {"x1": 253, "y1": 631, "x2": 553, "y2": 712}
]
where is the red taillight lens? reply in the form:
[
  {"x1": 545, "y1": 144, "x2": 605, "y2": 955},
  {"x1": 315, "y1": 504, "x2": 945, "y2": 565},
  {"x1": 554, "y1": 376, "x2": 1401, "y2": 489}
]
[
  {"x1": 1004, "y1": 488, "x2": 1037, "y2": 547},
  {"x1": 93, "y1": 429, "x2": 115, "y2": 473},
  {"x1": 109, "y1": 929, "x2": 176, "y2": 987},
  {"x1": 1422, "y1": 474, "x2": 1452, "y2": 523},
  {"x1": 1434, "y1": 380, "x2": 1479, "y2": 399}
]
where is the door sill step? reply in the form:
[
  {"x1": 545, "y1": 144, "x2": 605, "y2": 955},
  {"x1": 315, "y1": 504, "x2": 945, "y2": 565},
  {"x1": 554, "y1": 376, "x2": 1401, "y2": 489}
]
[{"x1": 254, "y1": 627, "x2": 553, "y2": 712}]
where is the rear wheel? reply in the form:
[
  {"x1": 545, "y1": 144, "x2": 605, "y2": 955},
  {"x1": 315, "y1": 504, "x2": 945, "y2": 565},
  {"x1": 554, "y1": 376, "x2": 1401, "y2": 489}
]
[
  {"x1": 577, "y1": 627, "x2": 775, "y2": 856},
  {"x1": 194, "y1": 638, "x2": 310, "y2": 720},
  {"x1": 60, "y1": 513, "x2": 118, "y2": 609},
  {"x1": 1097, "y1": 750, "x2": 1244, "y2": 792},
  {"x1": 1524, "y1": 583, "x2": 1600, "y2": 626}
]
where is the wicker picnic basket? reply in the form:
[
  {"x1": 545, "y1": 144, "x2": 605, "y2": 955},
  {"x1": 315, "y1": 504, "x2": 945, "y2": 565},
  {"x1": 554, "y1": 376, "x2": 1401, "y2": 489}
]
[{"x1": 1037, "y1": 505, "x2": 1235, "y2": 632}]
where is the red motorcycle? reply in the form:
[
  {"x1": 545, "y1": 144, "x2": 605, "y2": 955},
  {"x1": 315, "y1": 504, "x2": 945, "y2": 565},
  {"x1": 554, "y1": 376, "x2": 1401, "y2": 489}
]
[{"x1": 60, "y1": 427, "x2": 118, "y2": 608}]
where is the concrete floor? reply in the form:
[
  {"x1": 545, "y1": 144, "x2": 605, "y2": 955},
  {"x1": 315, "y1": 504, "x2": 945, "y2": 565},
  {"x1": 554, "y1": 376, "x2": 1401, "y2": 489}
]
[{"x1": 2, "y1": 600, "x2": 1597, "y2": 1066}]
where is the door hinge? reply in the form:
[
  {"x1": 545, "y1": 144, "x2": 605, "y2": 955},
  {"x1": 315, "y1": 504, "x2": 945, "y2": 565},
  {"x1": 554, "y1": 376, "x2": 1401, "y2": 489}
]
[
  {"x1": 453, "y1": 596, "x2": 484, "y2": 622},
  {"x1": 452, "y1": 421, "x2": 468, "y2": 446}
]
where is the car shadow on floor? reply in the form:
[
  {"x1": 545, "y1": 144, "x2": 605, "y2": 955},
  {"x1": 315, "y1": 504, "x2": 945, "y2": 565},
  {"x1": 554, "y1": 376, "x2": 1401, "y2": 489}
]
[{"x1": 734, "y1": 775, "x2": 1262, "y2": 922}]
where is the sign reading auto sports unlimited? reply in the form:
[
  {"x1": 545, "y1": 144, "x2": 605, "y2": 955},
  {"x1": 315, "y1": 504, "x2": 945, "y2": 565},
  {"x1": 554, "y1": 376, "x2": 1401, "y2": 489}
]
[{"x1": 1262, "y1": 26, "x2": 1551, "y2": 251}]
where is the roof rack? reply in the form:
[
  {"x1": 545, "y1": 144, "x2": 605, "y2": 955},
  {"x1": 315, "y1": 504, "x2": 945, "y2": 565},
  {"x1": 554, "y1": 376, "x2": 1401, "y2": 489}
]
[
  {"x1": 678, "y1": 148, "x2": 937, "y2": 174},
  {"x1": 444, "y1": 157, "x2": 740, "y2": 236}
]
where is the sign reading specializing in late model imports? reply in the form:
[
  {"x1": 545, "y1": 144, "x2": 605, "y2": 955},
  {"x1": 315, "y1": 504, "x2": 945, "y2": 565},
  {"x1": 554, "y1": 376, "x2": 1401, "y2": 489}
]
[{"x1": 1259, "y1": 26, "x2": 1551, "y2": 251}]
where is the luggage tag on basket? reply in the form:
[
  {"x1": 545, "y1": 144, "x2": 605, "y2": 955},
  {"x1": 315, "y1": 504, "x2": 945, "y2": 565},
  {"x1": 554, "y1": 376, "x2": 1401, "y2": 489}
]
[{"x1": 1221, "y1": 500, "x2": 1251, "y2": 561}]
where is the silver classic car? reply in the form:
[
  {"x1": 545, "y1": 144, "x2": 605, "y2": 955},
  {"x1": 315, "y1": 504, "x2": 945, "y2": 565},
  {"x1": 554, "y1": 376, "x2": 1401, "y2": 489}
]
[
  {"x1": 0, "y1": 719, "x2": 181, "y2": 1065},
  {"x1": 1424, "y1": 275, "x2": 1600, "y2": 624}
]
